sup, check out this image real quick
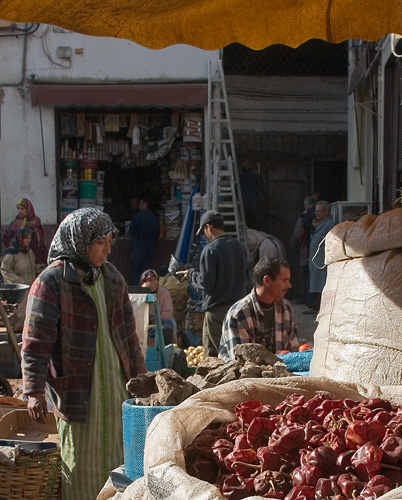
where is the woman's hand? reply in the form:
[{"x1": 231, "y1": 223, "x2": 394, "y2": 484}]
[{"x1": 27, "y1": 392, "x2": 48, "y2": 423}]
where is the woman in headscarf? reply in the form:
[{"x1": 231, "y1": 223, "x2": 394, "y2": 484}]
[
  {"x1": 21, "y1": 208, "x2": 147, "y2": 500},
  {"x1": 1, "y1": 227, "x2": 37, "y2": 332},
  {"x1": 2, "y1": 198, "x2": 48, "y2": 265},
  {"x1": 1, "y1": 227, "x2": 37, "y2": 285}
]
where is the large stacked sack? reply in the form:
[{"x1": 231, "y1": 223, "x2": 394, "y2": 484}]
[
  {"x1": 98, "y1": 377, "x2": 402, "y2": 500},
  {"x1": 309, "y1": 207, "x2": 402, "y2": 386}
]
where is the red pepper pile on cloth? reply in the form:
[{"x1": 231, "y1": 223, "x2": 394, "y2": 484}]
[{"x1": 184, "y1": 393, "x2": 402, "y2": 499}]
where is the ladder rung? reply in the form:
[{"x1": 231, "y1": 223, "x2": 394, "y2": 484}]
[
  {"x1": 211, "y1": 98, "x2": 225, "y2": 103},
  {"x1": 211, "y1": 119, "x2": 229, "y2": 123},
  {"x1": 211, "y1": 139, "x2": 232, "y2": 144}
]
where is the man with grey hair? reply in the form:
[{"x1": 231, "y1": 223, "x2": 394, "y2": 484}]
[
  {"x1": 308, "y1": 200, "x2": 334, "y2": 312},
  {"x1": 291, "y1": 195, "x2": 316, "y2": 305}
]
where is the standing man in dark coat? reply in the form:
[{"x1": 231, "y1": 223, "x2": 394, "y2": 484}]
[
  {"x1": 178, "y1": 210, "x2": 247, "y2": 357},
  {"x1": 129, "y1": 197, "x2": 160, "y2": 285}
]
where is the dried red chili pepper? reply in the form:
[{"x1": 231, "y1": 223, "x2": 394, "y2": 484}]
[
  {"x1": 365, "y1": 474, "x2": 392, "y2": 489},
  {"x1": 345, "y1": 420, "x2": 385, "y2": 450},
  {"x1": 370, "y1": 410, "x2": 393, "y2": 426},
  {"x1": 357, "y1": 475, "x2": 392, "y2": 500},
  {"x1": 284, "y1": 484, "x2": 315, "y2": 500},
  {"x1": 257, "y1": 447, "x2": 282, "y2": 471},
  {"x1": 224, "y1": 448, "x2": 258, "y2": 473},
  {"x1": 233, "y1": 433, "x2": 250, "y2": 451},
  {"x1": 304, "y1": 421, "x2": 326, "y2": 447},
  {"x1": 254, "y1": 470, "x2": 291, "y2": 497},
  {"x1": 322, "y1": 408, "x2": 345, "y2": 431},
  {"x1": 247, "y1": 416, "x2": 277, "y2": 449},
  {"x1": 286, "y1": 406, "x2": 313, "y2": 424},
  {"x1": 188, "y1": 433, "x2": 220, "y2": 460},
  {"x1": 303, "y1": 393, "x2": 331, "y2": 413},
  {"x1": 384, "y1": 469, "x2": 402, "y2": 488},
  {"x1": 321, "y1": 428, "x2": 347, "y2": 454},
  {"x1": 227, "y1": 421, "x2": 245, "y2": 440},
  {"x1": 359, "y1": 398, "x2": 393, "y2": 413},
  {"x1": 221, "y1": 473, "x2": 255, "y2": 500},
  {"x1": 380, "y1": 435, "x2": 402, "y2": 464},
  {"x1": 212, "y1": 439, "x2": 234, "y2": 463},
  {"x1": 348, "y1": 405, "x2": 374, "y2": 421},
  {"x1": 336, "y1": 473, "x2": 364, "y2": 498},
  {"x1": 260, "y1": 403, "x2": 277, "y2": 418},
  {"x1": 304, "y1": 445, "x2": 338, "y2": 476},
  {"x1": 351, "y1": 441, "x2": 383, "y2": 481},
  {"x1": 235, "y1": 400, "x2": 263, "y2": 425},
  {"x1": 276, "y1": 394, "x2": 306, "y2": 414},
  {"x1": 386, "y1": 413, "x2": 402, "y2": 431},
  {"x1": 314, "y1": 477, "x2": 342, "y2": 500},
  {"x1": 284, "y1": 447, "x2": 302, "y2": 469},
  {"x1": 313, "y1": 400, "x2": 343, "y2": 424},
  {"x1": 345, "y1": 420, "x2": 370, "y2": 450},
  {"x1": 336, "y1": 449, "x2": 355, "y2": 469},
  {"x1": 292, "y1": 465, "x2": 322, "y2": 487},
  {"x1": 367, "y1": 420, "x2": 386, "y2": 444},
  {"x1": 343, "y1": 398, "x2": 359, "y2": 409},
  {"x1": 187, "y1": 457, "x2": 217, "y2": 483},
  {"x1": 268, "y1": 427, "x2": 306, "y2": 456}
]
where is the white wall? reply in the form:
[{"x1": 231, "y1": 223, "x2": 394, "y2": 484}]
[
  {"x1": 0, "y1": 86, "x2": 57, "y2": 224},
  {"x1": 0, "y1": 24, "x2": 218, "y2": 225},
  {"x1": 25, "y1": 25, "x2": 218, "y2": 83}
]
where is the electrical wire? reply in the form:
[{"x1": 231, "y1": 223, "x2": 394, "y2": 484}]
[
  {"x1": 0, "y1": 23, "x2": 39, "y2": 37},
  {"x1": 391, "y1": 34, "x2": 402, "y2": 59},
  {"x1": 40, "y1": 25, "x2": 72, "y2": 69}
]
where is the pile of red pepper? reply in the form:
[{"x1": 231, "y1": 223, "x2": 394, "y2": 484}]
[{"x1": 184, "y1": 393, "x2": 402, "y2": 499}]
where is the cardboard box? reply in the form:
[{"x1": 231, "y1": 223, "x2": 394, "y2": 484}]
[
  {"x1": 0, "y1": 406, "x2": 14, "y2": 420},
  {"x1": 0, "y1": 409, "x2": 59, "y2": 443}
]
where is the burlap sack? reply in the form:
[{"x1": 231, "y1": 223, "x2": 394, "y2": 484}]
[
  {"x1": 310, "y1": 208, "x2": 402, "y2": 386},
  {"x1": 159, "y1": 275, "x2": 189, "y2": 323},
  {"x1": 105, "y1": 377, "x2": 402, "y2": 500},
  {"x1": 325, "y1": 207, "x2": 402, "y2": 263}
]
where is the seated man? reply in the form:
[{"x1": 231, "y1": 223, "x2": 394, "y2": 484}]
[
  {"x1": 140, "y1": 269, "x2": 177, "y2": 346},
  {"x1": 218, "y1": 256, "x2": 299, "y2": 362}
]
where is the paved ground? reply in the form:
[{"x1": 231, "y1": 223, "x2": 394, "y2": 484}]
[{"x1": 290, "y1": 301, "x2": 317, "y2": 347}]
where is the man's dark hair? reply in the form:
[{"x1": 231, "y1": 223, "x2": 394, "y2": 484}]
[{"x1": 253, "y1": 256, "x2": 289, "y2": 286}]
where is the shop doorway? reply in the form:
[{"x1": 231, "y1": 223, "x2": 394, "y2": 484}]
[{"x1": 312, "y1": 159, "x2": 347, "y2": 203}]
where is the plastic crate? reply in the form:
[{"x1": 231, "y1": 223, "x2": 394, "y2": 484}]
[{"x1": 122, "y1": 399, "x2": 174, "y2": 481}]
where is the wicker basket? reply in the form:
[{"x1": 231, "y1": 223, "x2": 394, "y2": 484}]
[
  {"x1": 0, "y1": 445, "x2": 61, "y2": 500},
  {"x1": 189, "y1": 311, "x2": 205, "y2": 337}
]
